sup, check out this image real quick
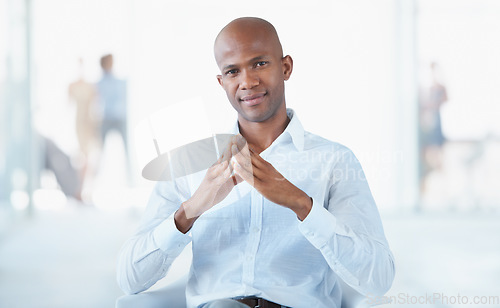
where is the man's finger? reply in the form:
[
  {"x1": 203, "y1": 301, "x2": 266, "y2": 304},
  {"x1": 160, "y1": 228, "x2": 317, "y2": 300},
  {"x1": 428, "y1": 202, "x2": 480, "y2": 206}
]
[
  {"x1": 234, "y1": 174, "x2": 244, "y2": 185},
  {"x1": 248, "y1": 147, "x2": 267, "y2": 167},
  {"x1": 235, "y1": 134, "x2": 247, "y2": 151},
  {"x1": 233, "y1": 160, "x2": 255, "y2": 186},
  {"x1": 222, "y1": 164, "x2": 232, "y2": 179},
  {"x1": 232, "y1": 144, "x2": 252, "y2": 170},
  {"x1": 222, "y1": 141, "x2": 233, "y2": 162}
]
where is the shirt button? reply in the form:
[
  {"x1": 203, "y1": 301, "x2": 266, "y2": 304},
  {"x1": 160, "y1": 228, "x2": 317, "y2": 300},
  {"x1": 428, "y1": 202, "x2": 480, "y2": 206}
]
[
  {"x1": 246, "y1": 255, "x2": 253, "y2": 261},
  {"x1": 252, "y1": 227, "x2": 260, "y2": 233}
]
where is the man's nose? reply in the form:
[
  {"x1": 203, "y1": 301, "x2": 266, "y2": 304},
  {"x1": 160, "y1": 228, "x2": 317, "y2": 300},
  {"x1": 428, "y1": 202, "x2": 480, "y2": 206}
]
[{"x1": 239, "y1": 70, "x2": 259, "y2": 90}]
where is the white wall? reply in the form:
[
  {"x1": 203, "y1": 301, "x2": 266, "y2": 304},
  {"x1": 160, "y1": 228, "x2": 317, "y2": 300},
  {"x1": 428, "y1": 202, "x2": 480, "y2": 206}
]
[
  {"x1": 418, "y1": 0, "x2": 500, "y2": 140},
  {"x1": 130, "y1": 0, "x2": 409, "y2": 209},
  {"x1": 31, "y1": 0, "x2": 418, "y2": 210}
]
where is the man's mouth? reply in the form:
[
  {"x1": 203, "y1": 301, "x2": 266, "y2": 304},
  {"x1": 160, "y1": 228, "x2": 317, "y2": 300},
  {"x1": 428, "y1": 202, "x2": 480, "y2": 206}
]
[{"x1": 240, "y1": 92, "x2": 266, "y2": 107}]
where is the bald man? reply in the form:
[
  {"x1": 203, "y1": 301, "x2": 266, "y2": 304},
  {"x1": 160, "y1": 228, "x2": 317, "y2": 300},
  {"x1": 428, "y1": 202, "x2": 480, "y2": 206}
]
[{"x1": 117, "y1": 17, "x2": 395, "y2": 308}]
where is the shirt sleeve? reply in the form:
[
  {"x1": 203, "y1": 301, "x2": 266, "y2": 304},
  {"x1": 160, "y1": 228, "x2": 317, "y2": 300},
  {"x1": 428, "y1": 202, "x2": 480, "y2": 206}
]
[
  {"x1": 116, "y1": 181, "x2": 192, "y2": 295},
  {"x1": 298, "y1": 147, "x2": 395, "y2": 296}
]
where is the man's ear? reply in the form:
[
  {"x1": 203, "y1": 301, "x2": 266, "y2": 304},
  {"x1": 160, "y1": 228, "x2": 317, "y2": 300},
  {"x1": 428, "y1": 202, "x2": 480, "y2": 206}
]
[
  {"x1": 216, "y1": 75, "x2": 223, "y2": 87},
  {"x1": 282, "y1": 55, "x2": 293, "y2": 81}
]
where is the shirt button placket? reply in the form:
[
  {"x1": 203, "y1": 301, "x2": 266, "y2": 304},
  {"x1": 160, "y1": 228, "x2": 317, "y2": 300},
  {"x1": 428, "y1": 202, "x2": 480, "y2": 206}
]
[{"x1": 242, "y1": 189, "x2": 263, "y2": 289}]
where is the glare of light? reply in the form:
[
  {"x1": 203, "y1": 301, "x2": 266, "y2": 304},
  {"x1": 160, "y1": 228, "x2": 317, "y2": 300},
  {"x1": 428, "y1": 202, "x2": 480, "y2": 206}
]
[
  {"x1": 92, "y1": 187, "x2": 148, "y2": 212},
  {"x1": 33, "y1": 188, "x2": 67, "y2": 211},
  {"x1": 10, "y1": 190, "x2": 29, "y2": 211}
]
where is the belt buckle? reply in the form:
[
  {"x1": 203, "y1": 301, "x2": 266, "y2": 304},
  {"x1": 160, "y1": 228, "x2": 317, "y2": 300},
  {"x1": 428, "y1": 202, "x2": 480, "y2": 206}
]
[
  {"x1": 255, "y1": 298, "x2": 261, "y2": 308},
  {"x1": 233, "y1": 296, "x2": 260, "y2": 308}
]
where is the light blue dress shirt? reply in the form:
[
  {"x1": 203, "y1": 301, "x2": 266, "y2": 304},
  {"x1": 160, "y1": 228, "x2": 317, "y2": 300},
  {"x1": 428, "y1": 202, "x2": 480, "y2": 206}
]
[
  {"x1": 96, "y1": 73, "x2": 127, "y2": 121},
  {"x1": 117, "y1": 109, "x2": 395, "y2": 308}
]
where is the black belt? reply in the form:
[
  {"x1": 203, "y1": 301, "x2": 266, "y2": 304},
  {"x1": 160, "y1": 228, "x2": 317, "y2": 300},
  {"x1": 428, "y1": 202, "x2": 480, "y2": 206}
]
[{"x1": 234, "y1": 296, "x2": 289, "y2": 308}]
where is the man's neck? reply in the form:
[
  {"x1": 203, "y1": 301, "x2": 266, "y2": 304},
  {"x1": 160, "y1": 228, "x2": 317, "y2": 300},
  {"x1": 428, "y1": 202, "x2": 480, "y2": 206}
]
[{"x1": 238, "y1": 106, "x2": 290, "y2": 154}]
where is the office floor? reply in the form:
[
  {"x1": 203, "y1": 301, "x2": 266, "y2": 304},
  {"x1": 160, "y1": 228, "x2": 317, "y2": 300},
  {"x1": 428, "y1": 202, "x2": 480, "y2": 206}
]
[
  {"x1": 381, "y1": 212, "x2": 500, "y2": 307},
  {"x1": 0, "y1": 206, "x2": 499, "y2": 308},
  {"x1": 0, "y1": 205, "x2": 138, "y2": 308}
]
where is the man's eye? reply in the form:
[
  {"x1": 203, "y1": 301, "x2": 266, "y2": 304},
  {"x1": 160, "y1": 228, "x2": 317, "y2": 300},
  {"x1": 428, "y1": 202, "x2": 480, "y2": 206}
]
[
  {"x1": 225, "y1": 69, "x2": 238, "y2": 76},
  {"x1": 256, "y1": 61, "x2": 268, "y2": 67}
]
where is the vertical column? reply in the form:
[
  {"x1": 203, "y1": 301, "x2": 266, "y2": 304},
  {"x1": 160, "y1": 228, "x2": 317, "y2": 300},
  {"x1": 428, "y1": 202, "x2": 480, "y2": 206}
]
[
  {"x1": 26, "y1": 0, "x2": 35, "y2": 216},
  {"x1": 0, "y1": 0, "x2": 7, "y2": 207},
  {"x1": 394, "y1": 0, "x2": 419, "y2": 211},
  {"x1": 0, "y1": 0, "x2": 35, "y2": 215}
]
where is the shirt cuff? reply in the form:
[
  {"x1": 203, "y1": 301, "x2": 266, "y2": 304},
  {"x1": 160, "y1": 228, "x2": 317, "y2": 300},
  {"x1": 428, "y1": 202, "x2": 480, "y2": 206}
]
[
  {"x1": 153, "y1": 214, "x2": 192, "y2": 254},
  {"x1": 298, "y1": 198, "x2": 337, "y2": 250}
]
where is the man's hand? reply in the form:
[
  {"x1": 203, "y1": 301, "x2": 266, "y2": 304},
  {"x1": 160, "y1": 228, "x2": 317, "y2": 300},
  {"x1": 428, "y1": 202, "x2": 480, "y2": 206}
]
[
  {"x1": 175, "y1": 136, "x2": 243, "y2": 233},
  {"x1": 231, "y1": 135, "x2": 312, "y2": 221}
]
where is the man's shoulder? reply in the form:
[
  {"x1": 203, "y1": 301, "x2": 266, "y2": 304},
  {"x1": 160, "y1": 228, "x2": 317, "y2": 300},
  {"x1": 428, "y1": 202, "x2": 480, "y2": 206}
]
[{"x1": 303, "y1": 131, "x2": 353, "y2": 155}]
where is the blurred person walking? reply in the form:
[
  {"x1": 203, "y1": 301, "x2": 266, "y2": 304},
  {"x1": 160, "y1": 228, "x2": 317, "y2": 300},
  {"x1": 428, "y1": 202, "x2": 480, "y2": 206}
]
[
  {"x1": 95, "y1": 54, "x2": 131, "y2": 184},
  {"x1": 68, "y1": 58, "x2": 99, "y2": 196},
  {"x1": 419, "y1": 61, "x2": 448, "y2": 196}
]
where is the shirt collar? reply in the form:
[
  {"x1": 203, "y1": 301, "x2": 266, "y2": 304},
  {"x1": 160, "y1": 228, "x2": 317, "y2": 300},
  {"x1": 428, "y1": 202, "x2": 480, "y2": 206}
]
[
  {"x1": 230, "y1": 108, "x2": 305, "y2": 152},
  {"x1": 284, "y1": 108, "x2": 305, "y2": 151}
]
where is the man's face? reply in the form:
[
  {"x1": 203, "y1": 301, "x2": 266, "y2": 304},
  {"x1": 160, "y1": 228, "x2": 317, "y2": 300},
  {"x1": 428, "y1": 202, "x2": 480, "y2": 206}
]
[{"x1": 215, "y1": 30, "x2": 292, "y2": 124}]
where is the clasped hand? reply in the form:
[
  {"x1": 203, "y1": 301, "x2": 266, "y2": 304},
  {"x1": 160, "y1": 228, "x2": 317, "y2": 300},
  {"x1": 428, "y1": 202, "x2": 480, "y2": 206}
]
[{"x1": 176, "y1": 134, "x2": 312, "y2": 233}]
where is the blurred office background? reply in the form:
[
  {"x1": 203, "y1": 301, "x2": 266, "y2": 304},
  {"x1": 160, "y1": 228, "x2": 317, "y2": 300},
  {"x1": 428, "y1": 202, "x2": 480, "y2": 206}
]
[{"x1": 1, "y1": 0, "x2": 499, "y2": 307}]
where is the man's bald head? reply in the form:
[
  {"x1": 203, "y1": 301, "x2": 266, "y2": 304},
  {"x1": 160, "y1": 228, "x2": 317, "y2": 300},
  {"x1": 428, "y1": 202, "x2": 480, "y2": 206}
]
[
  {"x1": 213, "y1": 17, "x2": 293, "y2": 125},
  {"x1": 214, "y1": 17, "x2": 283, "y2": 67}
]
